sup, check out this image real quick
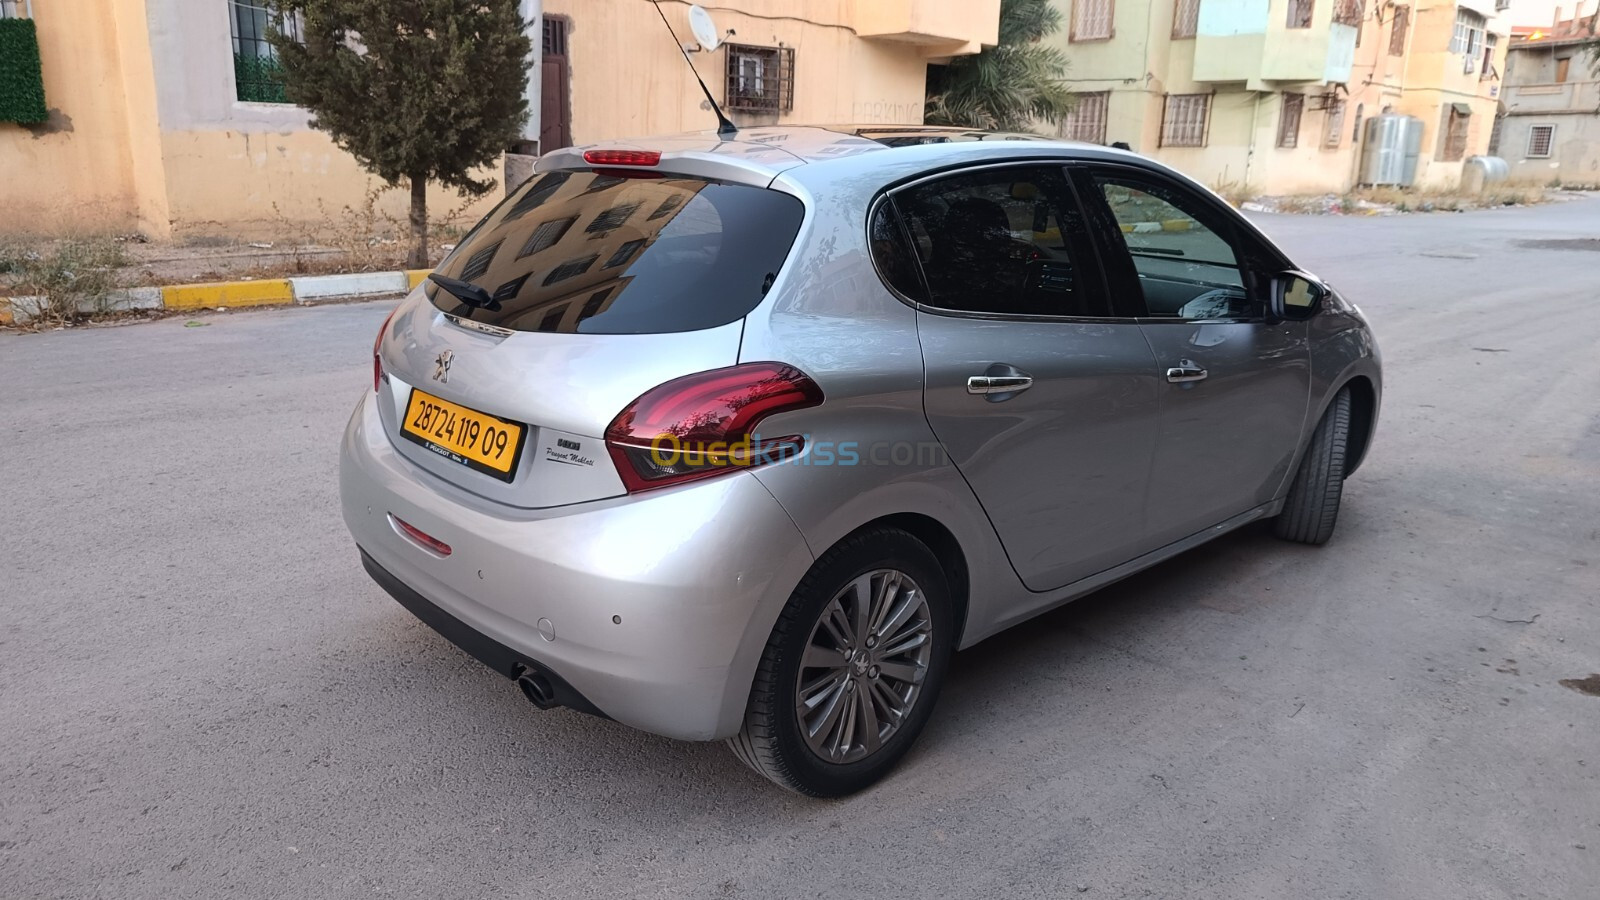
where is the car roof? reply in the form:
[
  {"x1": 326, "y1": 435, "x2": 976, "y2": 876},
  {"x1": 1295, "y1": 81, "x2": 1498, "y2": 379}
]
[{"x1": 536, "y1": 124, "x2": 1149, "y2": 188}]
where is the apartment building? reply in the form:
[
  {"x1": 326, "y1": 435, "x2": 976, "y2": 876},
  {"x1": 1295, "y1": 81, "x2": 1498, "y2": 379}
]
[
  {"x1": 0, "y1": 0, "x2": 999, "y2": 238},
  {"x1": 1494, "y1": 3, "x2": 1600, "y2": 185},
  {"x1": 1050, "y1": 0, "x2": 1510, "y2": 193}
]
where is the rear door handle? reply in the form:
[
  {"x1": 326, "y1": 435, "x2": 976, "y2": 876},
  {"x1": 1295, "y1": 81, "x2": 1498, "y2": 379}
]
[
  {"x1": 967, "y1": 374, "x2": 1034, "y2": 395},
  {"x1": 1166, "y1": 363, "x2": 1208, "y2": 384}
]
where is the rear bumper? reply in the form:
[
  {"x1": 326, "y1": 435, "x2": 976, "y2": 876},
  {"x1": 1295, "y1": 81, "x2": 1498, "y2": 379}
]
[
  {"x1": 359, "y1": 548, "x2": 607, "y2": 718},
  {"x1": 340, "y1": 392, "x2": 815, "y2": 741}
]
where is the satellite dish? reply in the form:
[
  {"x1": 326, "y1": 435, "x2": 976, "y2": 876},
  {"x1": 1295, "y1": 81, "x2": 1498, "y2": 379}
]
[{"x1": 688, "y1": 5, "x2": 721, "y2": 52}]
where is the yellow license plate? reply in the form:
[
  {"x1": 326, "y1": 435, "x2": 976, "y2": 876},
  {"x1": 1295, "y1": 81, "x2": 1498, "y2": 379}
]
[{"x1": 401, "y1": 388, "x2": 527, "y2": 481}]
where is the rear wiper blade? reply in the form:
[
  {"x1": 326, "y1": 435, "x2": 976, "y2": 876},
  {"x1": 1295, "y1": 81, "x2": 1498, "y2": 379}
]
[{"x1": 427, "y1": 273, "x2": 500, "y2": 311}]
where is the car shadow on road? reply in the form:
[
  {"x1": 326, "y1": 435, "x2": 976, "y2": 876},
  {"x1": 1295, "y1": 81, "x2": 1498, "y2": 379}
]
[{"x1": 346, "y1": 518, "x2": 1317, "y2": 817}]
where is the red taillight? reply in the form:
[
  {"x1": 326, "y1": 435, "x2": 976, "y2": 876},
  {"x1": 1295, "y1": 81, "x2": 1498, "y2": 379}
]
[
  {"x1": 582, "y1": 149, "x2": 662, "y2": 167},
  {"x1": 373, "y1": 306, "x2": 399, "y2": 393},
  {"x1": 391, "y1": 514, "x2": 452, "y2": 556},
  {"x1": 604, "y1": 363, "x2": 824, "y2": 493}
]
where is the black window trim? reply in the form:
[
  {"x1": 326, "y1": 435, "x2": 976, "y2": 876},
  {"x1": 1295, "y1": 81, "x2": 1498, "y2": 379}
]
[
  {"x1": 1068, "y1": 161, "x2": 1292, "y2": 325},
  {"x1": 865, "y1": 159, "x2": 1125, "y2": 325}
]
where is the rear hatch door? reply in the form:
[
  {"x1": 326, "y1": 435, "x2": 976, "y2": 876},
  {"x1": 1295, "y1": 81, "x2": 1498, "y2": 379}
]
[{"x1": 375, "y1": 165, "x2": 805, "y2": 509}]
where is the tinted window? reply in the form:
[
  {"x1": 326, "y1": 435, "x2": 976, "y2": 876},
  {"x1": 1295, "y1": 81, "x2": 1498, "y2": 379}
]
[
  {"x1": 428, "y1": 170, "x2": 805, "y2": 334},
  {"x1": 868, "y1": 202, "x2": 925, "y2": 301},
  {"x1": 892, "y1": 166, "x2": 1104, "y2": 317},
  {"x1": 1091, "y1": 174, "x2": 1252, "y2": 320}
]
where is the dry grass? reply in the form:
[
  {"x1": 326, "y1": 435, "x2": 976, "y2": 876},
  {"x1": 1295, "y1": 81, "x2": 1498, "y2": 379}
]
[
  {"x1": 1344, "y1": 185, "x2": 1548, "y2": 212},
  {"x1": 0, "y1": 236, "x2": 131, "y2": 328}
]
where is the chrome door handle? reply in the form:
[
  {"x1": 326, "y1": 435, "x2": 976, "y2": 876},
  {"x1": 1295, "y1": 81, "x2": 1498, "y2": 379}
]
[
  {"x1": 967, "y1": 375, "x2": 1034, "y2": 395},
  {"x1": 1166, "y1": 365, "x2": 1208, "y2": 383}
]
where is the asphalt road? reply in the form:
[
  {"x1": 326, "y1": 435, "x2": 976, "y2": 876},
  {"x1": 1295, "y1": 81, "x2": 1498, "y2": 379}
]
[{"x1": 4, "y1": 198, "x2": 1599, "y2": 900}]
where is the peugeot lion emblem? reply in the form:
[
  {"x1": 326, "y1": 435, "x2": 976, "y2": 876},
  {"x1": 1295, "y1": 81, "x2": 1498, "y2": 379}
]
[{"x1": 433, "y1": 349, "x2": 453, "y2": 383}]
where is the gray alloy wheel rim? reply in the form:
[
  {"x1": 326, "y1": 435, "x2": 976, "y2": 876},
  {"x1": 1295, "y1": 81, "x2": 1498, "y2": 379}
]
[{"x1": 795, "y1": 568, "x2": 933, "y2": 765}]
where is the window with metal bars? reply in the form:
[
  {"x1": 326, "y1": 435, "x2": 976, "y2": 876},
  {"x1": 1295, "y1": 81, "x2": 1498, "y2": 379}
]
[
  {"x1": 1389, "y1": 6, "x2": 1409, "y2": 55},
  {"x1": 460, "y1": 242, "x2": 502, "y2": 281},
  {"x1": 1440, "y1": 105, "x2": 1470, "y2": 161},
  {"x1": 1159, "y1": 94, "x2": 1210, "y2": 147},
  {"x1": 542, "y1": 16, "x2": 567, "y2": 56},
  {"x1": 1526, "y1": 124, "x2": 1554, "y2": 158},
  {"x1": 586, "y1": 203, "x2": 640, "y2": 234},
  {"x1": 544, "y1": 254, "x2": 598, "y2": 286},
  {"x1": 604, "y1": 240, "x2": 646, "y2": 270},
  {"x1": 647, "y1": 195, "x2": 683, "y2": 221},
  {"x1": 724, "y1": 44, "x2": 794, "y2": 113},
  {"x1": 1173, "y1": 0, "x2": 1201, "y2": 37},
  {"x1": 1059, "y1": 92, "x2": 1109, "y2": 144},
  {"x1": 230, "y1": 0, "x2": 301, "y2": 103},
  {"x1": 504, "y1": 172, "x2": 572, "y2": 222},
  {"x1": 517, "y1": 217, "x2": 576, "y2": 259},
  {"x1": 1323, "y1": 98, "x2": 1346, "y2": 149},
  {"x1": 1334, "y1": 0, "x2": 1363, "y2": 27},
  {"x1": 1278, "y1": 94, "x2": 1304, "y2": 148},
  {"x1": 1287, "y1": 0, "x2": 1314, "y2": 28},
  {"x1": 1072, "y1": 0, "x2": 1115, "y2": 40},
  {"x1": 0, "y1": 1, "x2": 31, "y2": 18}
]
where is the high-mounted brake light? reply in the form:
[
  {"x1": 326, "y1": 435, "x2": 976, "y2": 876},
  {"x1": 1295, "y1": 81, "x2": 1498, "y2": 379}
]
[
  {"x1": 604, "y1": 363, "x2": 824, "y2": 493},
  {"x1": 582, "y1": 149, "x2": 662, "y2": 167},
  {"x1": 373, "y1": 306, "x2": 399, "y2": 393}
]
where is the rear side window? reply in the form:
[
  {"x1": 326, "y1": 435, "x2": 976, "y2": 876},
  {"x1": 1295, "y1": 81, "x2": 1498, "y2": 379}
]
[{"x1": 428, "y1": 170, "x2": 805, "y2": 334}]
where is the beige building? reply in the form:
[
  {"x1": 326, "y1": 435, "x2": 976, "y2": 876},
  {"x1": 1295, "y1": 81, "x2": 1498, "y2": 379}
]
[
  {"x1": 1049, "y1": 0, "x2": 1510, "y2": 193},
  {"x1": 1493, "y1": 3, "x2": 1600, "y2": 186},
  {"x1": 0, "y1": 0, "x2": 998, "y2": 239}
]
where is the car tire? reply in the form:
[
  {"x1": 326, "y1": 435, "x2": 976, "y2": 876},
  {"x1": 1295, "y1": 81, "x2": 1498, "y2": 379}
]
[
  {"x1": 728, "y1": 527, "x2": 953, "y2": 797},
  {"x1": 1274, "y1": 387, "x2": 1352, "y2": 546}
]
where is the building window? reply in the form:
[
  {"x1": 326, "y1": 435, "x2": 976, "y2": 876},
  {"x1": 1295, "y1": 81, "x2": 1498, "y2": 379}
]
[
  {"x1": 517, "y1": 217, "x2": 576, "y2": 259},
  {"x1": 544, "y1": 254, "x2": 598, "y2": 286},
  {"x1": 1481, "y1": 32, "x2": 1498, "y2": 79},
  {"x1": 1440, "y1": 104, "x2": 1471, "y2": 161},
  {"x1": 460, "y1": 241, "x2": 502, "y2": 281},
  {"x1": 1526, "y1": 124, "x2": 1555, "y2": 158},
  {"x1": 1072, "y1": 0, "x2": 1115, "y2": 41},
  {"x1": 724, "y1": 44, "x2": 794, "y2": 113},
  {"x1": 1060, "y1": 92, "x2": 1109, "y2": 143},
  {"x1": 604, "y1": 239, "x2": 646, "y2": 269},
  {"x1": 1173, "y1": 0, "x2": 1201, "y2": 38},
  {"x1": 1334, "y1": 0, "x2": 1363, "y2": 27},
  {"x1": 1159, "y1": 94, "x2": 1210, "y2": 147},
  {"x1": 1449, "y1": 8, "x2": 1485, "y2": 57},
  {"x1": 1278, "y1": 93, "x2": 1304, "y2": 148},
  {"x1": 1352, "y1": 102, "x2": 1365, "y2": 143},
  {"x1": 586, "y1": 203, "x2": 639, "y2": 234},
  {"x1": 1389, "y1": 6, "x2": 1409, "y2": 56},
  {"x1": 1555, "y1": 56, "x2": 1571, "y2": 83},
  {"x1": 230, "y1": 0, "x2": 301, "y2": 103},
  {"x1": 1324, "y1": 98, "x2": 1346, "y2": 149},
  {"x1": 1287, "y1": 0, "x2": 1315, "y2": 29}
]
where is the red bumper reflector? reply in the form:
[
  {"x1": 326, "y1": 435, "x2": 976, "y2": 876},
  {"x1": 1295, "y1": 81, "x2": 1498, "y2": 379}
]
[
  {"x1": 391, "y1": 514, "x2": 452, "y2": 556},
  {"x1": 582, "y1": 149, "x2": 661, "y2": 167}
]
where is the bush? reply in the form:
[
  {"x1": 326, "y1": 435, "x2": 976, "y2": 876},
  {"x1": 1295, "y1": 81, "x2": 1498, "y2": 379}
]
[{"x1": 0, "y1": 18, "x2": 48, "y2": 124}]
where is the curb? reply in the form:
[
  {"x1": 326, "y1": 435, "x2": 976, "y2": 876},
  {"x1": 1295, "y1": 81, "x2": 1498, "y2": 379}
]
[{"x1": 2, "y1": 268, "x2": 433, "y2": 324}]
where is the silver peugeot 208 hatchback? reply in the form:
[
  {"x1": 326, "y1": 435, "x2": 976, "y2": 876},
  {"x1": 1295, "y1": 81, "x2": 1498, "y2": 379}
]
[{"x1": 341, "y1": 125, "x2": 1381, "y2": 796}]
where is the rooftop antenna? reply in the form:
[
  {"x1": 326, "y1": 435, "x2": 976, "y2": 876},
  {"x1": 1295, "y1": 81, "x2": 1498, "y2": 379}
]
[{"x1": 652, "y1": 2, "x2": 738, "y2": 136}]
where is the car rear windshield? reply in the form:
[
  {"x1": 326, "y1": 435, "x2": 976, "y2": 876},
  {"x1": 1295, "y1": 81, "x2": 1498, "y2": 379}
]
[{"x1": 425, "y1": 169, "x2": 805, "y2": 334}]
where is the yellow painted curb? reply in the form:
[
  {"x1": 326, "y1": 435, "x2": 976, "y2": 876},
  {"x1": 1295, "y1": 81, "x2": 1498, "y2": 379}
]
[
  {"x1": 406, "y1": 269, "x2": 432, "y2": 289},
  {"x1": 1118, "y1": 223, "x2": 1134, "y2": 234},
  {"x1": 1160, "y1": 219, "x2": 1193, "y2": 232},
  {"x1": 0, "y1": 300, "x2": 12, "y2": 326},
  {"x1": 163, "y1": 279, "x2": 294, "y2": 310}
]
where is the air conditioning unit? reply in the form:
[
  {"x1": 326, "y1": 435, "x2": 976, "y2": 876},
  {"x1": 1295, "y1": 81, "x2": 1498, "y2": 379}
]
[{"x1": 1494, "y1": 0, "x2": 1510, "y2": 9}]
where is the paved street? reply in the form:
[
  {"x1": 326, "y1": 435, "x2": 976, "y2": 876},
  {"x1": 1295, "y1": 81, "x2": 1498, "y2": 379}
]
[{"x1": 3, "y1": 198, "x2": 1599, "y2": 900}]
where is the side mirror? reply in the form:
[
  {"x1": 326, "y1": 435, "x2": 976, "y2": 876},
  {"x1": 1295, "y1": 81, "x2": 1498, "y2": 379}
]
[{"x1": 1272, "y1": 271, "x2": 1328, "y2": 321}]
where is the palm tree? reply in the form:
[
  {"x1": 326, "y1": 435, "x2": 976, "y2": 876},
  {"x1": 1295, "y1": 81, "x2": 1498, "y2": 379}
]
[{"x1": 924, "y1": 0, "x2": 1074, "y2": 132}]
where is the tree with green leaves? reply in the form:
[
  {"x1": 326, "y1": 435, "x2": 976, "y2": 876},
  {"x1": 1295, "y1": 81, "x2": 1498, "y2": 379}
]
[
  {"x1": 271, "y1": 0, "x2": 531, "y2": 267},
  {"x1": 924, "y1": 0, "x2": 1074, "y2": 133}
]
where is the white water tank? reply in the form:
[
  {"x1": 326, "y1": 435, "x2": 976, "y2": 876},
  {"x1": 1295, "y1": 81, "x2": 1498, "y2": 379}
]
[{"x1": 1359, "y1": 114, "x2": 1424, "y2": 186}]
